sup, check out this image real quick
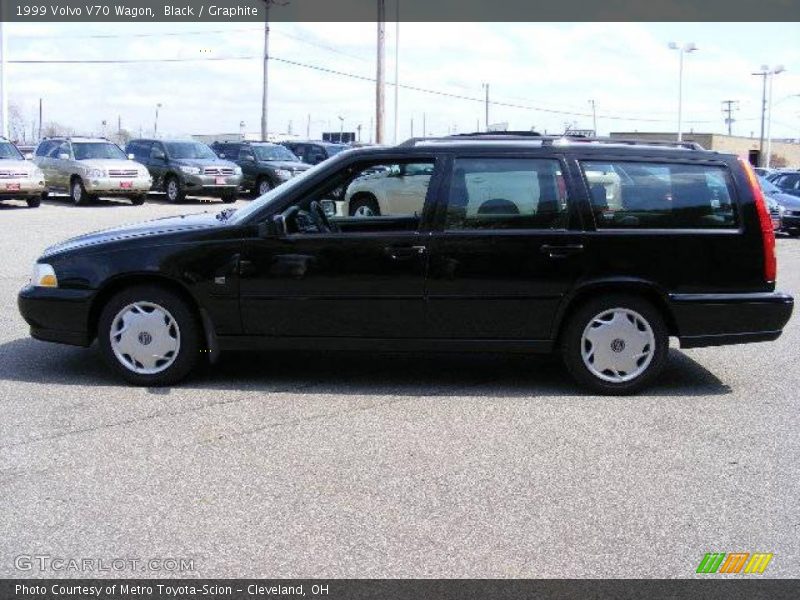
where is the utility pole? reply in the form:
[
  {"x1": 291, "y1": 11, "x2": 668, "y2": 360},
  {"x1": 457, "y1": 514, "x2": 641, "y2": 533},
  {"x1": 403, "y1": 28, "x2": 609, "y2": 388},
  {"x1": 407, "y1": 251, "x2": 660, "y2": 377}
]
[
  {"x1": 721, "y1": 99, "x2": 738, "y2": 135},
  {"x1": 410, "y1": 116, "x2": 414, "y2": 138},
  {"x1": 588, "y1": 99, "x2": 597, "y2": 135},
  {"x1": 376, "y1": 0, "x2": 386, "y2": 144},
  {"x1": 482, "y1": 83, "x2": 490, "y2": 131},
  {"x1": 306, "y1": 114, "x2": 311, "y2": 139},
  {"x1": 38, "y1": 98, "x2": 42, "y2": 140},
  {"x1": 260, "y1": 1, "x2": 270, "y2": 141},
  {"x1": 393, "y1": 0, "x2": 399, "y2": 144},
  {"x1": 0, "y1": 19, "x2": 7, "y2": 139},
  {"x1": 422, "y1": 113, "x2": 426, "y2": 138}
]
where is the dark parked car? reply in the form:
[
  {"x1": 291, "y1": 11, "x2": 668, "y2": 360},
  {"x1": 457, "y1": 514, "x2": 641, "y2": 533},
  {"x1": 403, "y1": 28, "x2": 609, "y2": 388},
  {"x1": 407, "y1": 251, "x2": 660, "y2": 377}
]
[
  {"x1": 767, "y1": 170, "x2": 800, "y2": 198},
  {"x1": 211, "y1": 141, "x2": 310, "y2": 196},
  {"x1": 19, "y1": 134, "x2": 793, "y2": 394},
  {"x1": 760, "y1": 175, "x2": 800, "y2": 236},
  {"x1": 280, "y1": 140, "x2": 349, "y2": 165},
  {"x1": 126, "y1": 139, "x2": 242, "y2": 203}
]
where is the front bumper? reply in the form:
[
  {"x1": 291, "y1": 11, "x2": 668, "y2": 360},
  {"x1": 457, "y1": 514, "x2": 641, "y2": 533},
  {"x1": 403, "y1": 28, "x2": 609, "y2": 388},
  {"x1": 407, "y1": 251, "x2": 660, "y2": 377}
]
[
  {"x1": 182, "y1": 173, "x2": 243, "y2": 196},
  {"x1": 0, "y1": 178, "x2": 46, "y2": 197},
  {"x1": 781, "y1": 213, "x2": 800, "y2": 231},
  {"x1": 18, "y1": 284, "x2": 96, "y2": 347},
  {"x1": 84, "y1": 177, "x2": 151, "y2": 194},
  {"x1": 671, "y1": 291, "x2": 794, "y2": 348}
]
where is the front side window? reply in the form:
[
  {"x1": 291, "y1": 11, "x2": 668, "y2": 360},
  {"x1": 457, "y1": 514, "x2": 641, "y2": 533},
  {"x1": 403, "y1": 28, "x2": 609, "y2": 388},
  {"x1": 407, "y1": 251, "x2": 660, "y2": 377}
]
[
  {"x1": 73, "y1": 142, "x2": 126, "y2": 160},
  {"x1": 445, "y1": 157, "x2": 568, "y2": 230},
  {"x1": 163, "y1": 142, "x2": 217, "y2": 160},
  {"x1": 253, "y1": 144, "x2": 299, "y2": 162},
  {"x1": 582, "y1": 160, "x2": 737, "y2": 229},
  {"x1": 35, "y1": 141, "x2": 55, "y2": 157}
]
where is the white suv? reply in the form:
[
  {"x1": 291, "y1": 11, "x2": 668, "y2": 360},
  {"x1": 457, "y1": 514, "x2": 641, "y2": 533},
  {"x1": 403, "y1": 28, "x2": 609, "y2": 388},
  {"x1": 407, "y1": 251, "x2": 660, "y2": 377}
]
[
  {"x1": 342, "y1": 163, "x2": 433, "y2": 216},
  {"x1": 0, "y1": 138, "x2": 47, "y2": 208}
]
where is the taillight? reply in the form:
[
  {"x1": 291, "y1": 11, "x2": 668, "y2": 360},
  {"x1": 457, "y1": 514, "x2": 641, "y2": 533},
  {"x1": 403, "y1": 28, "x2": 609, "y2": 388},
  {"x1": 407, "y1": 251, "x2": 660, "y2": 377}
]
[{"x1": 739, "y1": 158, "x2": 776, "y2": 283}]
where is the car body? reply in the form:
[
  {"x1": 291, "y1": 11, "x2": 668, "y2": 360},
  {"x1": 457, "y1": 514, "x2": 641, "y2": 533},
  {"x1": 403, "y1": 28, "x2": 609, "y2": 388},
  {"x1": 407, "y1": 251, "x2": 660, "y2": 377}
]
[
  {"x1": 760, "y1": 174, "x2": 800, "y2": 235},
  {"x1": 0, "y1": 137, "x2": 47, "y2": 208},
  {"x1": 19, "y1": 134, "x2": 793, "y2": 394},
  {"x1": 341, "y1": 162, "x2": 434, "y2": 217},
  {"x1": 280, "y1": 140, "x2": 349, "y2": 165},
  {"x1": 211, "y1": 141, "x2": 310, "y2": 196},
  {"x1": 767, "y1": 170, "x2": 800, "y2": 199},
  {"x1": 33, "y1": 137, "x2": 151, "y2": 206},
  {"x1": 126, "y1": 139, "x2": 243, "y2": 204}
]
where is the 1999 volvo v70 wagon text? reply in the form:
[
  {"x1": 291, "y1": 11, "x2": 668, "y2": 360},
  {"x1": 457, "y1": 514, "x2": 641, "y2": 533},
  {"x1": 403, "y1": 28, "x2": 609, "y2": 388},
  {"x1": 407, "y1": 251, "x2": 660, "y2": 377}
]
[{"x1": 18, "y1": 134, "x2": 794, "y2": 394}]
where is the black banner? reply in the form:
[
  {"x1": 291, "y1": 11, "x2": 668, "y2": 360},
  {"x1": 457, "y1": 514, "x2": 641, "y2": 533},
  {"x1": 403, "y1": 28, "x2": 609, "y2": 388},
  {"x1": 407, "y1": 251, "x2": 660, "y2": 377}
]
[
  {"x1": 2, "y1": 0, "x2": 800, "y2": 22},
  {"x1": 2, "y1": 579, "x2": 800, "y2": 600}
]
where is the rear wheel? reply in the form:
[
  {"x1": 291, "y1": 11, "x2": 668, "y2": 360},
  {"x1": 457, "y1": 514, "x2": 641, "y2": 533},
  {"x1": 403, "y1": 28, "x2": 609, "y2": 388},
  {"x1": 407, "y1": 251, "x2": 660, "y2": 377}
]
[
  {"x1": 349, "y1": 194, "x2": 380, "y2": 217},
  {"x1": 71, "y1": 177, "x2": 92, "y2": 206},
  {"x1": 26, "y1": 194, "x2": 42, "y2": 208},
  {"x1": 165, "y1": 176, "x2": 185, "y2": 203},
  {"x1": 561, "y1": 294, "x2": 668, "y2": 395},
  {"x1": 98, "y1": 285, "x2": 202, "y2": 386}
]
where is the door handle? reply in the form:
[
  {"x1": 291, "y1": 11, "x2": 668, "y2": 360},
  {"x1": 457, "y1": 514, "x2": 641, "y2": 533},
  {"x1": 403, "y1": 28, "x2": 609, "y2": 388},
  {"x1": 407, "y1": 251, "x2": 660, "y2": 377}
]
[
  {"x1": 384, "y1": 245, "x2": 427, "y2": 260},
  {"x1": 540, "y1": 243, "x2": 584, "y2": 258}
]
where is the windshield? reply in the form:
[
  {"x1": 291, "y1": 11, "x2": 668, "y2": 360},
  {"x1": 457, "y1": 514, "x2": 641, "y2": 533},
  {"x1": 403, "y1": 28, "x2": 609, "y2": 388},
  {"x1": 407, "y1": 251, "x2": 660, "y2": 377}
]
[
  {"x1": 253, "y1": 145, "x2": 300, "y2": 162},
  {"x1": 164, "y1": 142, "x2": 217, "y2": 160},
  {"x1": 229, "y1": 165, "x2": 320, "y2": 225},
  {"x1": 73, "y1": 142, "x2": 126, "y2": 160},
  {"x1": 0, "y1": 142, "x2": 24, "y2": 160},
  {"x1": 326, "y1": 145, "x2": 348, "y2": 157},
  {"x1": 759, "y1": 176, "x2": 782, "y2": 195}
]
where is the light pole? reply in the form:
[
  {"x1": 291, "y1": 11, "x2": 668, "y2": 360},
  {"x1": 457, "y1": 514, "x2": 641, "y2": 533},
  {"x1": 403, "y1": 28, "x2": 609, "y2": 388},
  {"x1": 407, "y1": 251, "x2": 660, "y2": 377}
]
[
  {"x1": 338, "y1": 116, "x2": 345, "y2": 143},
  {"x1": 752, "y1": 65, "x2": 784, "y2": 167},
  {"x1": 765, "y1": 66, "x2": 786, "y2": 169},
  {"x1": 481, "y1": 83, "x2": 490, "y2": 131},
  {"x1": 154, "y1": 103, "x2": 162, "y2": 138},
  {"x1": 668, "y1": 42, "x2": 697, "y2": 141},
  {"x1": 588, "y1": 99, "x2": 597, "y2": 136}
]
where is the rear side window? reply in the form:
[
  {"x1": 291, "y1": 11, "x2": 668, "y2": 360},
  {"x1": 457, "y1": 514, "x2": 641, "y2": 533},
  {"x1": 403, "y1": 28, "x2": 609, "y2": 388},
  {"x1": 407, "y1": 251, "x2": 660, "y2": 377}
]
[
  {"x1": 581, "y1": 161, "x2": 738, "y2": 229},
  {"x1": 445, "y1": 157, "x2": 568, "y2": 230},
  {"x1": 35, "y1": 141, "x2": 55, "y2": 157}
]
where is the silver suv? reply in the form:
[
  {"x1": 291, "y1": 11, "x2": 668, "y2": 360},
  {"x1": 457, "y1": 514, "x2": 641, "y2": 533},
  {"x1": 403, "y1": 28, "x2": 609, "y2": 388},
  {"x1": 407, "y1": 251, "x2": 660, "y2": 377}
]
[
  {"x1": 33, "y1": 137, "x2": 152, "y2": 206},
  {"x1": 0, "y1": 138, "x2": 47, "y2": 208}
]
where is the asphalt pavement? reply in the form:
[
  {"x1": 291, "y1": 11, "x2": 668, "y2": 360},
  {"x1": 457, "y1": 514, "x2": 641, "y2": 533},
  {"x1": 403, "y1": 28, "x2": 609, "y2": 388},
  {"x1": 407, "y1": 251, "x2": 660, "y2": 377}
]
[{"x1": 1, "y1": 194, "x2": 798, "y2": 578}]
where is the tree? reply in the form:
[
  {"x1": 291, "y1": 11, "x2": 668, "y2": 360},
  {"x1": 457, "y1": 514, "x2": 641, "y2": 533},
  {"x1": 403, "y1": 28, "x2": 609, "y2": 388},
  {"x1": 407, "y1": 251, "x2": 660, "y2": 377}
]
[
  {"x1": 41, "y1": 121, "x2": 74, "y2": 138},
  {"x1": 769, "y1": 154, "x2": 788, "y2": 169},
  {"x1": 8, "y1": 103, "x2": 28, "y2": 142},
  {"x1": 111, "y1": 129, "x2": 132, "y2": 147}
]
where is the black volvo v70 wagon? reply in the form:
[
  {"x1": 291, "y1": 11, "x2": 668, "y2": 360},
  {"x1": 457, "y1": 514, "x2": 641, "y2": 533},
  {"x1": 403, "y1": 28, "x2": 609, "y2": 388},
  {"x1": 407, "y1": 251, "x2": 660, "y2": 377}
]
[{"x1": 18, "y1": 134, "x2": 794, "y2": 393}]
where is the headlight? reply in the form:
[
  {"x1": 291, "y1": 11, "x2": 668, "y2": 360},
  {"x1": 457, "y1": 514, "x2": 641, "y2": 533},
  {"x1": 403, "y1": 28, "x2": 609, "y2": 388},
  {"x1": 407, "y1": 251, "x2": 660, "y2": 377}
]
[
  {"x1": 274, "y1": 169, "x2": 292, "y2": 180},
  {"x1": 233, "y1": 166, "x2": 242, "y2": 175},
  {"x1": 32, "y1": 263, "x2": 58, "y2": 288},
  {"x1": 87, "y1": 168, "x2": 105, "y2": 178},
  {"x1": 180, "y1": 166, "x2": 201, "y2": 175}
]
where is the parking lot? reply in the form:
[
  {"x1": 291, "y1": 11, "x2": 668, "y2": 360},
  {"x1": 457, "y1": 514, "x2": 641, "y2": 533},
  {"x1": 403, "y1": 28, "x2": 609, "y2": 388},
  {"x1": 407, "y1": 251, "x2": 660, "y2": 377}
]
[{"x1": 1, "y1": 194, "x2": 799, "y2": 578}]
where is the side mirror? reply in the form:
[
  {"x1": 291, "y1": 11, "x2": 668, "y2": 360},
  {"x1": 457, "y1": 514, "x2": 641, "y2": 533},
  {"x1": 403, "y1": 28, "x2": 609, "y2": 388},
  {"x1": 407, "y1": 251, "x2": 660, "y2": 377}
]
[
  {"x1": 153, "y1": 151, "x2": 165, "y2": 161},
  {"x1": 24, "y1": 153, "x2": 33, "y2": 160},
  {"x1": 258, "y1": 215, "x2": 286, "y2": 238},
  {"x1": 58, "y1": 153, "x2": 69, "y2": 160},
  {"x1": 127, "y1": 153, "x2": 135, "y2": 160}
]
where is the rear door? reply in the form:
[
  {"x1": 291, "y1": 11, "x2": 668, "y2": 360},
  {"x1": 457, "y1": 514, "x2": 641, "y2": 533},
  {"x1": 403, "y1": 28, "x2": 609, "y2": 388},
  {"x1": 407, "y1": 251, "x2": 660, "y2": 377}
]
[{"x1": 425, "y1": 153, "x2": 588, "y2": 340}]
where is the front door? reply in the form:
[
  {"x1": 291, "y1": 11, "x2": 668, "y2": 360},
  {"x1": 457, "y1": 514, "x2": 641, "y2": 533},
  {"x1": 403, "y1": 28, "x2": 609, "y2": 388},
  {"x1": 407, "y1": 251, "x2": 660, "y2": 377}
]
[
  {"x1": 426, "y1": 155, "x2": 587, "y2": 340},
  {"x1": 239, "y1": 156, "x2": 440, "y2": 339}
]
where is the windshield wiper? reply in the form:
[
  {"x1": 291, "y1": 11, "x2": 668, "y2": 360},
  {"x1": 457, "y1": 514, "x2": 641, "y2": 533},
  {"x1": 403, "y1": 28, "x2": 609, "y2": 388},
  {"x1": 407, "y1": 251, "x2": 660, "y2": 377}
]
[{"x1": 215, "y1": 207, "x2": 238, "y2": 221}]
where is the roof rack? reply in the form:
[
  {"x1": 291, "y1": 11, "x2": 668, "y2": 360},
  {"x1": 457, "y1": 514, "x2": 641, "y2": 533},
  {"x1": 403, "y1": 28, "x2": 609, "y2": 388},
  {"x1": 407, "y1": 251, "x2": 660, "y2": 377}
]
[{"x1": 399, "y1": 133, "x2": 704, "y2": 151}]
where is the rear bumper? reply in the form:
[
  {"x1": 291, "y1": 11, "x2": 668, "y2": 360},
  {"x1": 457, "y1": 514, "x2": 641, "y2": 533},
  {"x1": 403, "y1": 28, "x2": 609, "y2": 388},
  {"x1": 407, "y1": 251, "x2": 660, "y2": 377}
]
[
  {"x1": 671, "y1": 291, "x2": 794, "y2": 348},
  {"x1": 17, "y1": 285, "x2": 95, "y2": 347}
]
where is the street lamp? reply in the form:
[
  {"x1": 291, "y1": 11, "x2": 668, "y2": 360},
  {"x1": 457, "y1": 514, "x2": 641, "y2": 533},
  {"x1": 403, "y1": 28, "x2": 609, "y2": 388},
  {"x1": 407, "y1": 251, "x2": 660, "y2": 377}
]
[
  {"x1": 753, "y1": 65, "x2": 785, "y2": 168},
  {"x1": 668, "y1": 42, "x2": 698, "y2": 141},
  {"x1": 154, "y1": 103, "x2": 162, "y2": 138},
  {"x1": 765, "y1": 66, "x2": 786, "y2": 169},
  {"x1": 338, "y1": 115, "x2": 345, "y2": 143}
]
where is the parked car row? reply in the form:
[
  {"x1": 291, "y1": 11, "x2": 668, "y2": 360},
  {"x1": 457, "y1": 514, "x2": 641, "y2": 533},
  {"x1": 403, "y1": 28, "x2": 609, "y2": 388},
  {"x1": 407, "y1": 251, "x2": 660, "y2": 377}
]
[{"x1": 2, "y1": 136, "x2": 348, "y2": 208}]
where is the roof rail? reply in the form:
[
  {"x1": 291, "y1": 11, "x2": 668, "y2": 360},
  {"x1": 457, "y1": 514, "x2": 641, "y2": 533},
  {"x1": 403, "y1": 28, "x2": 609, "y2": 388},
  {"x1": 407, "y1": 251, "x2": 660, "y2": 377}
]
[{"x1": 399, "y1": 133, "x2": 704, "y2": 151}]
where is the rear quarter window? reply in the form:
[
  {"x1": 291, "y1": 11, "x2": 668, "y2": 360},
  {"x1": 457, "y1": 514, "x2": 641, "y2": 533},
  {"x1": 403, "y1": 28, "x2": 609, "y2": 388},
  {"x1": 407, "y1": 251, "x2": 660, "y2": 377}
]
[{"x1": 581, "y1": 160, "x2": 738, "y2": 230}]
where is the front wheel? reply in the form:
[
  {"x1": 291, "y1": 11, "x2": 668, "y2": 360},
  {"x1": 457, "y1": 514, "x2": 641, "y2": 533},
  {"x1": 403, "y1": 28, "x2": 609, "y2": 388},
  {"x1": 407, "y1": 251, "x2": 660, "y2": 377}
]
[
  {"x1": 560, "y1": 294, "x2": 668, "y2": 395},
  {"x1": 255, "y1": 177, "x2": 272, "y2": 197},
  {"x1": 129, "y1": 194, "x2": 146, "y2": 206},
  {"x1": 71, "y1": 178, "x2": 92, "y2": 206},
  {"x1": 165, "y1": 176, "x2": 185, "y2": 204},
  {"x1": 349, "y1": 194, "x2": 380, "y2": 217},
  {"x1": 26, "y1": 193, "x2": 43, "y2": 208},
  {"x1": 221, "y1": 191, "x2": 238, "y2": 204},
  {"x1": 98, "y1": 285, "x2": 202, "y2": 386}
]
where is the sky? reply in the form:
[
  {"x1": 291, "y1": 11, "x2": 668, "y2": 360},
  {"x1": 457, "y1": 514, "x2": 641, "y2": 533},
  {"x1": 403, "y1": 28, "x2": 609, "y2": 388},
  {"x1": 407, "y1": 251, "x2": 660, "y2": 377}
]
[{"x1": 3, "y1": 21, "x2": 800, "y2": 143}]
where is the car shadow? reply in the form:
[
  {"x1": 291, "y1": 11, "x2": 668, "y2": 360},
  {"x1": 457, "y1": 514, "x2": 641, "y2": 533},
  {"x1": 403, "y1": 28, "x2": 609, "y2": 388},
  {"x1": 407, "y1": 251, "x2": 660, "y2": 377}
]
[
  {"x1": 41, "y1": 194, "x2": 134, "y2": 208},
  {"x1": 143, "y1": 193, "x2": 227, "y2": 206},
  {"x1": 0, "y1": 337, "x2": 731, "y2": 398},
  {"x1": 0, "y1": 200, "x2": 36, "y2": 210}
]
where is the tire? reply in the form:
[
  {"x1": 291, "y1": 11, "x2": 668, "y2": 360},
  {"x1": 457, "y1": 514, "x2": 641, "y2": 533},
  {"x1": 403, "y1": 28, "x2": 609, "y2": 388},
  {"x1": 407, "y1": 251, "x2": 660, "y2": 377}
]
[
  {"x1": 26, "y1": 194, "x2": 42, "y2": 208},
  {"x1": 560, "y1": 294, "x2": 668, "y2": 395},
  {"x1": 97, "y1": 285, "x2": 203, "y2": 386},
  {"x1": 129, "y1": 194, "x2": 146, "y2": 206},
  {"x1": 165, "y1": 175, "x2": 185, "y2": 204},
  {"x1": 71, "y1": 177, "x2": 92, "y2": 206},
  {"x1": 349, "y1": 194, "x2": 380, "y2": 217},
  {"x1": 255, "y1": 177, "x2": 272, "y2": 197},
  {"x1": 221, "y1": 191, "x2": 238, "y2": 204}
]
